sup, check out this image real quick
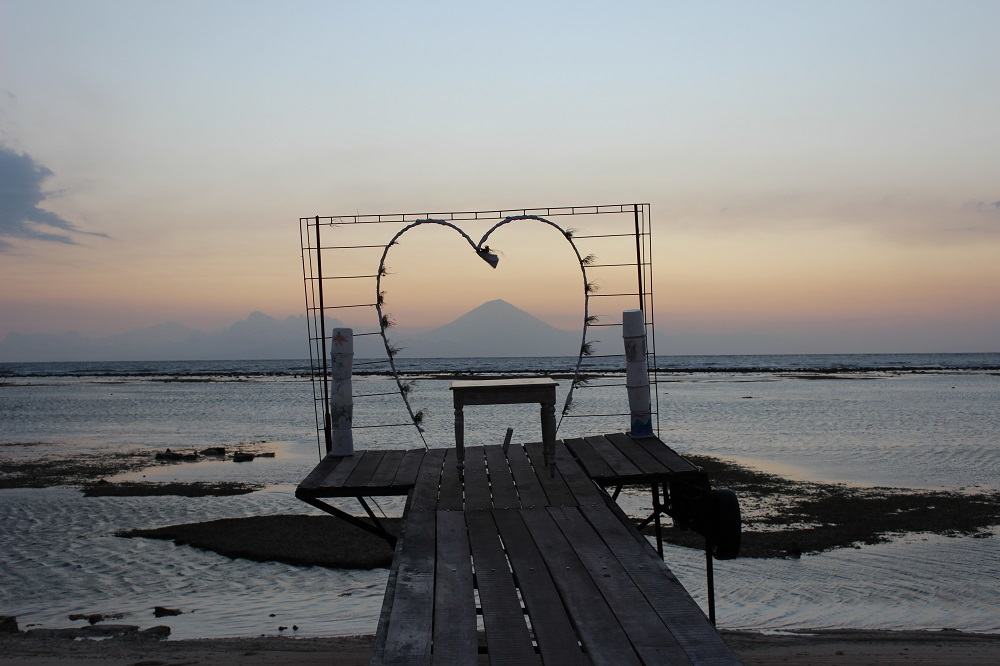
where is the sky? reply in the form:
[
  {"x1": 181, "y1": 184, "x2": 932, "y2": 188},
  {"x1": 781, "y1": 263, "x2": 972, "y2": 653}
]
[{"x1": 1, "y1": 0, "x2": 998, "y2": 355}]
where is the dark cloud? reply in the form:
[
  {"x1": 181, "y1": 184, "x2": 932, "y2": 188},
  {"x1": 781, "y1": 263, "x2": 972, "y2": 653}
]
[
  {"x1": 0, "y1": 146, "x2": 106, "y2": 251},
  {"x1": 969, "y1": 199, "x2": 1000, "y2": 212}
]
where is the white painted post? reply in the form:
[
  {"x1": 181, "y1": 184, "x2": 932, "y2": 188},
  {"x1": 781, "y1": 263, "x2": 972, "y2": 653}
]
[
  {"x1": 329, "y1": 328, "x2": 354, "y2": 456},
  {"x1": 622, "y1": 309, "x2": 654, "y2": 437}
]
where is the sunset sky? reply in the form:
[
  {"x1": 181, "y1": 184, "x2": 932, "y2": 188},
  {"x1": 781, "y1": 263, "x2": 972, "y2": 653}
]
[{"x1": 2, "y1": 1, "x2": 998, "y2": 354}]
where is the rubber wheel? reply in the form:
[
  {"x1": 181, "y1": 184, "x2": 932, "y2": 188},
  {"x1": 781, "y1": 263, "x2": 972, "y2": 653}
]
[{"x1": 707, "y1": 488, "x2": 741, "y2": 560}]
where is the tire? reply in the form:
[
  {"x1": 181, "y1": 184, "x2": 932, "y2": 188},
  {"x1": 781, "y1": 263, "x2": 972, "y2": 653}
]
[{"x1": 708, "y1": 488, "x2": 741, "y2": 560}]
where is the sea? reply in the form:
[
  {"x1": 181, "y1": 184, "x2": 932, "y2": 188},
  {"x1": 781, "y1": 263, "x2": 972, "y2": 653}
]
[{"x1": 1, "y1": 354, "x2": 998, "y2": 639}]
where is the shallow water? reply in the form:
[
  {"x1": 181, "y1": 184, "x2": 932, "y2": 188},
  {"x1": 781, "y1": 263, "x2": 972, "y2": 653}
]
[
  {"x1": 3, "y1": 369, "x2": 997, "y2": 489},
  {"x1": 1, "y1": 358, "x2": 998, "y2": 637},
  {"x1": 669, "y1": 530, "x2": 1000, "y2": 633},
  {"x1": 0, "y1": 487, "x2": 386, "y2": 639}
]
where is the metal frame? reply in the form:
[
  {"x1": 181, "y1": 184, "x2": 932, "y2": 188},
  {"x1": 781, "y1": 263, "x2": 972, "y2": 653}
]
[
  {"x1": 298, "y1": 495, "x2": 397, "y2": 548},
  {"x1": 299, "y1": 203, "x2": 659, "y2": 458}
]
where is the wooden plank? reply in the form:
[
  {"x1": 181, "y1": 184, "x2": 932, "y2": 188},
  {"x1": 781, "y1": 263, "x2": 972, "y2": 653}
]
[
  {"x1": 492, "y1": 510, "x2": 589, "y2": 666},
  {"x1": 626, "y1": 435, "x2": 699, "y2": 474},
  {"x1": 484, "y1": 446, "x2": 519, "y2": 510},
  {"x1": 411, "y1": 449, "x2": 445, "y2": 512},
  {"x1": 322, "y1": 452, "x2": 365, "y2": 489},
  {"x1": 381, "y1": 510, "x2": 436, "y2": 665},
  {"x1": 462, "y1": 446, "x2": 491, "y2": 511},
  {"x1": 465, "y1": 512, "x2": 537, "y2": 666},
  {"x1": 505, "y1": 443, "x2": 547, "y2": 509},
  {"x1": 525, "y1": 442, "x2": 576, "y2": 507},
  {"x1": 392, "y1": 449, "x2": 427, "y2": 488},
  {"x1": 344, "y1": 450, "x2": 386, "y2": 488},
  {"x1": 451, "y1": 378, "x2": 557, "y2": 389},
  {"x1": 581, "y1": 501, "x2": 740, "y2": 664},
  {"x1": 603, "y1": 432, "x2": 670, "y2": 476},
  {"x1": 584, "y1": 435, "x2": 642, "y2": 479},
  {"x1": 563, "y1": 438, "x2": 615, "y2": 480},
  {"x1": 372, "y1": 494, "x2": 411, "y2": 665},
  {"x1": 519, "y1": 509, "x2": 641, "y2": 666},
  {"x1": 297, "y1": 453, "x2": 343, "y2": 492},
  {"x1": 552, "y1": 444, "x2": 604, "y2": 507},
  {"x1": 368, "y1": 450, "x2": 407, "y2": 488},
  {"x1": 437, "y1": 450, "x2": 464, "y2": 511},
  {"x1": 432, "y1": 511, "x2": 477, "y2": 666},
  {"x1": 548, "y1": 506, "x2": 692, "y2": 665}
]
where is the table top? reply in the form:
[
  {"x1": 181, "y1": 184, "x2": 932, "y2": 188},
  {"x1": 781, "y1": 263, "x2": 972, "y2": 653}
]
[{"x1": 450, "y1": 377, "x2": 558, "y2": 390}]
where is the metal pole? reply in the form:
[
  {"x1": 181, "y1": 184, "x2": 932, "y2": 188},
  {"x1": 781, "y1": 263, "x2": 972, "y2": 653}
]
[
  {"x1": 651, "y1": 482, "x2": 663, "y2": 558},
  {"x1": 705, "y1": 541, "x2": 717, "y2": 626},
  {"x1": 633, "y1": 204, "x2": 644, "y2": 312},
  {"x1": 314, "y1": 215, "x2": 333, "y2": 453}
]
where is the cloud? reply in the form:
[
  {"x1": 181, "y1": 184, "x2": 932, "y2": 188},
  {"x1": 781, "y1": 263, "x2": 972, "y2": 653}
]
[
  {"x1": 662, "y1": 191, "x2": 1000, "y2": 245},
  {"x1": 0, "y1": 146, "x2": 106, "y2": 251},
  {"x1": 969, "y1": 199, "x2": 1000, "y2": 212}
]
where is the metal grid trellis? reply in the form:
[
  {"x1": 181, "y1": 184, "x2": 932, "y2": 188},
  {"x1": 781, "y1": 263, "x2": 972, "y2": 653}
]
[{"x1": 299, "y1": 203, "x2": 658, "y2": 458}]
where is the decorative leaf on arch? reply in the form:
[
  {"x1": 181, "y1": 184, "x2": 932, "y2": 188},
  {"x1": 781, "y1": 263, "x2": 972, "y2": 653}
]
[
  {"x1": 585, "y1": 314, "x2": 600, "y2": 325},
  {"x1": 387, "y1": 344, "x2": 403, "y2": 358},
  {"x1": 585, "y1": 281, "x2": 599, "y2": 294},
  {"x1": 580, "y1": 253, "x2": 598, "y2": 266},
  {"x1": 380, "y1": 313, "x2": 396, "y2": 329},
  {"x1": 377, "y1": 290, "x2": 386, "y2": 307},
  {"x1": 581, "y1": 341, "x2": 595, "y2": 357},
  {"x1": 563, "y1": 227, "x2": 577, "y2": 239}
]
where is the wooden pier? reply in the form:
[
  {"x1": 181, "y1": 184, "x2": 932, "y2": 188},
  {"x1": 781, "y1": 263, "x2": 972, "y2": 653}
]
[{"x1": 297, "y1": 434, "x2": 741, "y2": 665}]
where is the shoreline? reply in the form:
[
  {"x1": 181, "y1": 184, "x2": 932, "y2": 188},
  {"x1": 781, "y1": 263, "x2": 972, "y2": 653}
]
[
  {"x1": 3, "y1": 448, "x2": 998, "y2": 563},
  {"x1": 3, "y1": 629, "x2": 999, "y2": 665}
]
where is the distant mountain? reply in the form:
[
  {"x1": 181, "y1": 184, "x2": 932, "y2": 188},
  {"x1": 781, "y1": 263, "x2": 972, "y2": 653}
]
[
  {"x1": 0, "y1": 300, "x2": 578, "y2": 361},
  {"x1": 0, "y1": 312, "x2": 331, "y2": 362},
  {"x1": 396, "y1": 299, "x2": 578, "y2": 358}
]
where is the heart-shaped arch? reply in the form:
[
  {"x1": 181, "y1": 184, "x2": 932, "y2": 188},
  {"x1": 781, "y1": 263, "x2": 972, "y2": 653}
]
[{"x1": 374, "y1": 215, "x2": 596, "y2": 448}]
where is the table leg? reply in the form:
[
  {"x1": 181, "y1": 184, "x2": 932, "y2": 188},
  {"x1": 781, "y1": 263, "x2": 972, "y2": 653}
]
[
  {"x1": 454, "y1": 405, "x2": 465, "y2": 471},
  {"x1": 541, "y1": 401, "x2": 556, "y2": 478},
  {"x1": 652, "y1": 482, "x2": 664, "y2": 558}
]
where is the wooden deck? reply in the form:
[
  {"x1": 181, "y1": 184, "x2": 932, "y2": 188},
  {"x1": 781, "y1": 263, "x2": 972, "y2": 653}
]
[
  {"x1": 296, "y1": 434, "x2": 740, "y2": 665},
  {"x1": 296, "y1": 433, "x2": 704, "y2": 501}
]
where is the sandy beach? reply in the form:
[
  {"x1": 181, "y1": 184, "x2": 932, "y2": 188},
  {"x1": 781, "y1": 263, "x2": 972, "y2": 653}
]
[{"x1": 3, "y1": 630, "x2": 1000, "y2": 665}]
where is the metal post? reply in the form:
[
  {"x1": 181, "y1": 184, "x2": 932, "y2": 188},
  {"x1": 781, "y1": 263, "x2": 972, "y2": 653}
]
[
  {"x1": 651, "y1": 482, "x2": 664, "y2": 558},
  {"x1": 314, "y1": 215, "x2": 333, "y2": 453},
  {"x1": 633, "y1": 204, "x2": 644, "y2": 312},
  {"x1": 705, "y1": 541, "x2": 717, "y2": 626}
]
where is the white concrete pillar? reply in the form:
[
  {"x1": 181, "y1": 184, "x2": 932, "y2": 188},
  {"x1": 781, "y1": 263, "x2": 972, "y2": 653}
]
[
  {"x1": 622, "y1": 309, "x2": 654, "y2": 437},
  {"x1": 329, "y1": 328, "x2": 354, "y2": 456}
]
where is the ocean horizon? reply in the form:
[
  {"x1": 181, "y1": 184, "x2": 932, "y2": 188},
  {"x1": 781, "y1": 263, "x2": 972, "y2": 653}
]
[{"x1": 3, "y1": 351, "x2": 999, "y2": 378}]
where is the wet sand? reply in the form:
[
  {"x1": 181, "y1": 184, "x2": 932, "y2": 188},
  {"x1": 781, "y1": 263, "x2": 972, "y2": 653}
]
[
  {"x1": 106, "y1": 455, "x2": 1000, "y2": 567},
  {"x1": 656, "y1": 454, "x2": 1000, "y2": 557},
  {"x1": 82, "y1": 480, "x2": 260, "y2": 497},
  {"x1": 3, "y1": 630, "x2": 999, "y2": 665},
  {"x1": 727, "y1": 629, "x2": 1000, "y2": 665},
  {"x1": 118, "y1": 515, "x2": 400, "y2": 569}
]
